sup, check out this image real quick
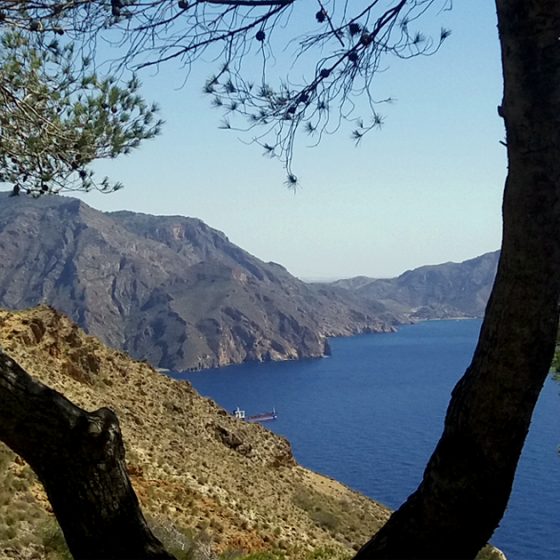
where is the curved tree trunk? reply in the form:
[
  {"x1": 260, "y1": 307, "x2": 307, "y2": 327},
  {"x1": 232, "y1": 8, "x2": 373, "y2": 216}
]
[
  {"x1": 354, "y1": 1, "x2": 560, "y2": 558},
  {"x1": 0, "y1": 349, "x2": 175, "y2": 560}
]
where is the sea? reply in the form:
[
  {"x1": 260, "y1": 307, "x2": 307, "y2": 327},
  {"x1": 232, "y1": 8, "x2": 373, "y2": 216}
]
[{"x1": 174, "y1": 319, "x2": 560, "y2": 560}]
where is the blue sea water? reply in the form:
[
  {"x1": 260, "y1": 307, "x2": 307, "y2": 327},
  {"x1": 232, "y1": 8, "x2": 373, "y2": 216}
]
[{"x1": 175, "y1": 320, "x2": 560, "y2": 560}]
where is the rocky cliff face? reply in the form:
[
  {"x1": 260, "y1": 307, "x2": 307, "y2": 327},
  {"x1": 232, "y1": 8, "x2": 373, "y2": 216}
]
[
  {"x1": 0, "y1": 193, "x2": 398, "y2": 371},
  {"x1": 330, "y1": 252, "x2": 499, "y2": 320},
  {"x1": 0, "y1": 306, "x2": 390, "y2": 559}
]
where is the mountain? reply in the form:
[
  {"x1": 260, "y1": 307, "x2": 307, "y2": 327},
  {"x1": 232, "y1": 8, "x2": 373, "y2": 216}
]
[
  {"x1": 330, "y1": 252, "x2": 500, "y2": 320},
  {"x1": 0, "y1": 192, "x2": 398, "y2": 371}
]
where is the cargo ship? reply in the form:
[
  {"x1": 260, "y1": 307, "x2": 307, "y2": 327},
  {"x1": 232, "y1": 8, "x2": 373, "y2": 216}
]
[{"x1": 233, "y1": 406, "x2": 277, "y2": 423}]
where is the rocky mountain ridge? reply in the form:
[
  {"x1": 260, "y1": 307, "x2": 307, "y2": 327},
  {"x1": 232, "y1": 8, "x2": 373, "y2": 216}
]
[
  {"x1": 0, "y1": 192, "x2": 398, "y2": 371},
  {"x1": 329, "y1": 251, "x2": 499, "y2": 320}
]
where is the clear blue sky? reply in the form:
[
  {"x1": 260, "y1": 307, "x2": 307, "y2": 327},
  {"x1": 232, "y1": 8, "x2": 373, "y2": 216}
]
[{"x1": 76, "y1": 0, "x2": 505, "y2": 280}]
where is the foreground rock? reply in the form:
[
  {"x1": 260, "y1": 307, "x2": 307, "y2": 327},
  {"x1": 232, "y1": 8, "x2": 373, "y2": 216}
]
[{"x1": 0, "y1": 193, "x2": 399, "y2": 371}]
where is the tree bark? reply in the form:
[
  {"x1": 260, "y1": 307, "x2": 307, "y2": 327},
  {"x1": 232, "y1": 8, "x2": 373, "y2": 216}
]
[
  {"x1": 354, "y1": 1, "x2": 560, "y2": 558},
  {"x1": 0, "y1": 349, "x2": 175, "y2": 560}
]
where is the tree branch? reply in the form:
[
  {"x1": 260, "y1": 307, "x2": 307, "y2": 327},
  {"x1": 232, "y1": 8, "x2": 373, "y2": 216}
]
[{"x1": 0, "y1": 348, "x2": 175, "y2": 560}]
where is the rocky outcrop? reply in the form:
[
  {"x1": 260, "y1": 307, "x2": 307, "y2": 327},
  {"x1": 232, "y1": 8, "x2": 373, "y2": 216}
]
[
  {"x1": 0, "y1": 192, "x2": 399, "y2": 371},
  {"x1": 330, "y1": 251, "x2": 499, "y2": 320}
]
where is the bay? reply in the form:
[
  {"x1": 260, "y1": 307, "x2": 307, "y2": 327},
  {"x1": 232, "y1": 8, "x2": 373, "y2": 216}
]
[{"x1": 175, "y1": 319, "x2": 560, "y2": 560}]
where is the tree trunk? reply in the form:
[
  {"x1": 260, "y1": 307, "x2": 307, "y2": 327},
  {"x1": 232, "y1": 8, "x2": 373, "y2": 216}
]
[
  {"x1": 0, "y1": 349, "x2": 175, "y2": 560},
  {"x1": 354, "y1": 1, "x2": 560, "y2": 558}
]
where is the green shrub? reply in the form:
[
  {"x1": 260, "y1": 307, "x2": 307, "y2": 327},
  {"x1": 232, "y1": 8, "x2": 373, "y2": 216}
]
[
  {"x1": 147, "y1": 515, "x2": 205, "y2": 560},
  {"x1": 304, "y1": 547, "x2": 351, "y2": 560},
  {"x1": 231, "y1": 553, "x2": 285, "y2": 560},
  {"x1": 41, "y1": 521, "x2": 72, "y2": 560},
  {"x1": 0, "y1": 444, "x2": 13, "y2": 472},
  {"x1": 293, "y1": 485, "x2": 341, "y2": 533},
  {"x1": 310, "y1": 509, "x2": 339, "y2": 532},
  {"x1": 0, "y1": 524, "x2": 17, "y2": 543}
]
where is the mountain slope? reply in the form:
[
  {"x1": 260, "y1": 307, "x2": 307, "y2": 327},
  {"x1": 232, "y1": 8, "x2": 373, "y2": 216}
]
[
  {"x1": 0, "y1": 193, "x2": 397, "y2": 371},
  {"x1": 0, "y1": 307, "x2": 507, "y2": 560},
  {"x1": 0, "y1": 305, "x2": 390, "y2": 559},
  {"x1": 331, "y1": 252, "x2": 499, "y2": 320}
]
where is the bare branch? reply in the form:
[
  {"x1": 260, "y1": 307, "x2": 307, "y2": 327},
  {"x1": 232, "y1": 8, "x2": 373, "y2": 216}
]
[{"x1": 0, "y1": 1, "x2": 451, "y2": 181}]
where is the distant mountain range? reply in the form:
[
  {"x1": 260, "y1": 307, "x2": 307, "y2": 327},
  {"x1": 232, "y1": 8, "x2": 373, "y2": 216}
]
[
  {"x1": 0, "y1": 192, "x2": 398, "y2": 371},
  {"x1": 329, "y1": 251, "x2": 499, "y2": 320},
  {"x1": 0, "y1": 192, "x2": 499, "y2": 370}
]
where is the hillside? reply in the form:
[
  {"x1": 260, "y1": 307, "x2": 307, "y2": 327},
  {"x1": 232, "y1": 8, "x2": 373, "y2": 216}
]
[
  {"x1": 0, "y1": 192, "x2": 398, "y2": 371},
  {"x1": 0, "y1": 306, "x2": 504, "y2": 560},
  {"x1": 0, "y1": 305, "x2": 390, "y2": 560},
  {"x1": 330, "y1": 252, "x2": 499, "y2": 320}
]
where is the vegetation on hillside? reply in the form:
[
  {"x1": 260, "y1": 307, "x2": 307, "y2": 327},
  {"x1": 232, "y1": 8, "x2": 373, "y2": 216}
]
[
  {"x1": 1, "y1": 429, "x2": 501, "y2": 560},
  {"x1": 0, "y1": 306, "x2": 388, "y2": 560}
]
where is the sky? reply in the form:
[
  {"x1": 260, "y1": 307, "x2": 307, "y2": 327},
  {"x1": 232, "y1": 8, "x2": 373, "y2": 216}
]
[{"x1": 74, "y1": 0, "x2": 505, "y2": 281}]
